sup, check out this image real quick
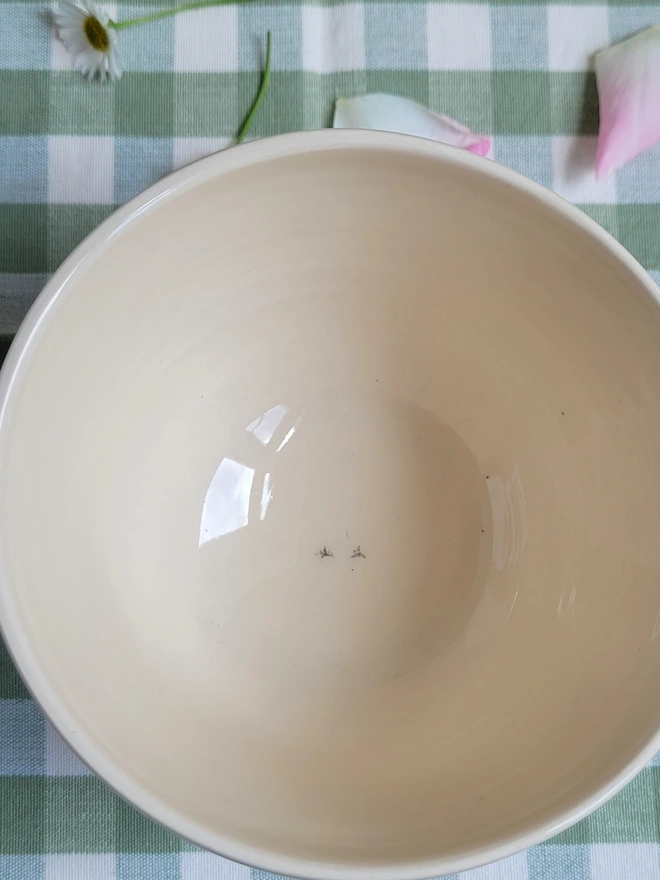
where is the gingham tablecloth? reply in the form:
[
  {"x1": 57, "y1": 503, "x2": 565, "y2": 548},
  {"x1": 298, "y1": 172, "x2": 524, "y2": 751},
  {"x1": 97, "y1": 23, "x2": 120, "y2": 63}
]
[{"x1": 2, "y1": 0, "x2": 660, "y2": 877}]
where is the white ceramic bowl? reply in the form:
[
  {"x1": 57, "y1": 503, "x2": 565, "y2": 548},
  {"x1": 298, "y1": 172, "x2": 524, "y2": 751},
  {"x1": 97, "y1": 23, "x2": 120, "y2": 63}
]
[{"x1": 2, "y1": 131, "x2": 660, "y2": 879}]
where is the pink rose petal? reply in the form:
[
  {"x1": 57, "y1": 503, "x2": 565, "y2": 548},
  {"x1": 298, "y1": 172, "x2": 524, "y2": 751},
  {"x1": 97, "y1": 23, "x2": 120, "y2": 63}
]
[
  {"x1": 334, "y1": 94, "x2": 491, "y2": 157},
  {"x1": 595, "y1": 25, "x2": 660, "y2": 178}
]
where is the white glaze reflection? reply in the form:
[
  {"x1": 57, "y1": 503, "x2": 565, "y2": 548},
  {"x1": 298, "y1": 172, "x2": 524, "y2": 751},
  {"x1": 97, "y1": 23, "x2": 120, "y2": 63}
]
[
  {"x1": 246, "y1": 403, "x2": 288, "y2": 445},
  {"x1": 260, "y1": 472, "x2": 273, "y2": 521},
  {"x1": 276, "y1": 425, "x2": 296, "y2": 452},
  {"x1": 199, "y1": 405, "x2": 297, "y2": 544},
  {"x1": 199, "y1": 458, "x2": 255, "y2": 545}
]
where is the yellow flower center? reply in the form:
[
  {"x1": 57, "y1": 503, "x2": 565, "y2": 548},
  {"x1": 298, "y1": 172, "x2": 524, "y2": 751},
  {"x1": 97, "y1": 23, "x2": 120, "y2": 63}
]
[{"x1": 84, "y1": 16, "x2": 109, "y2": 51}]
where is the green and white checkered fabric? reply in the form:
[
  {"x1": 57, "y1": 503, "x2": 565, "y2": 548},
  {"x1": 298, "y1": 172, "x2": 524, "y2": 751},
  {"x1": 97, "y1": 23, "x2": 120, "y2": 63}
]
[{"x1": 2, "y1": 1, "x2": 660, "y2": 877}]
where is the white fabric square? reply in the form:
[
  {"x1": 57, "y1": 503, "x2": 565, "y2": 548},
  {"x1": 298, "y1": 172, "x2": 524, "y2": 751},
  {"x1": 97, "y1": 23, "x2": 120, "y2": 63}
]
[
  {"x1": 48, "y1": 136, "x2": 114, "y2": 204},
  {"x1": 45, "y1": 854, "x2": 115, "y2": 880},
  {"x1": 50, "y1": 1, "x2": 117, "y2": 70},
  {"x1": 174, "y1": 6, "x2": 238, "y2": 72},
  {"x1": 547, "y1": 6, "x2": 609, "y2": 71},
  {"x1": 590, "y1": 844, "x2": 660, "y2": 880},
  {"x1": 427, "y1": 4, "x2": 491, "y2": 70},
  {"x1": 173, "y1": 137, "x2": 231, "y2": 169},
  {"x1": 45, "y1": 722, "x2": 91, "y2": 776},
  {"x1": 180, "y1": 852, "x2": 251, "y2": 880},
  {"x1": 301, "y1": 4, "x2": 365, "y2": 73},
  {"x1": 460, "y1": 851, "x2": 529, "y2": 880},
  {"x1": 552, "y1": 136, "x2": 616, "y2": 205}
]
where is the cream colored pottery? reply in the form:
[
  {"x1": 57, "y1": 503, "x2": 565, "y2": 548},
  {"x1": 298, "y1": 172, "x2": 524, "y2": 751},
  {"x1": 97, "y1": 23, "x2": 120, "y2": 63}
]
[{"x1": 2, "y1": 131, "x2": 660, "y2": 879}]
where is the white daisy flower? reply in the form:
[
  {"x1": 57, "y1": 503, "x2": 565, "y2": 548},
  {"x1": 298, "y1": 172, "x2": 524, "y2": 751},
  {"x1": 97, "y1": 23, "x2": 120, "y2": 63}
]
[{"x1": 55, "y1": 0, "x2": 123, "y2": 82}]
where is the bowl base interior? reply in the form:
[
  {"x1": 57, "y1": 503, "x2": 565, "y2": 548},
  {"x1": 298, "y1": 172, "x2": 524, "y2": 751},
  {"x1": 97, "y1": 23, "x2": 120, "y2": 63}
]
[{"x1": 195, "y1": 388, "x2": 490, "y2": 691}]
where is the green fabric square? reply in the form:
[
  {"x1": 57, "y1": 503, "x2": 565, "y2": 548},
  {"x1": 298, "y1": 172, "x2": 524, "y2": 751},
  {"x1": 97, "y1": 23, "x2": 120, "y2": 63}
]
[
  {"x1": 0, "y1": 205, "x2": 48, "y2": 274},
  {"x1": 550, "y1": 72, "x2": 599, "y2": 137},
  {"x1": 116, "y1": 74, "x2": 175, "y2": 138},
  {"x1": 49, "y1": 73, "x2": 116, "y2": 137},
  {"x1": 44, "y1": 778, "x2": 116, "y2": 853},
  {"x1": 0, "y1": 636, "x2": 30, "y2": 700},
  {"x1": 493, "y1": 72, "x2": 551, "y2": 135},
  {"x1": 0, "y1": 778, "x2": 45, "y2": 854},
  {"x1": 174, "y1": 73, "x2": 241, "y2": 137},
  {"x1": 0, "y1": 72, "x2": 50, "y2": 136}
]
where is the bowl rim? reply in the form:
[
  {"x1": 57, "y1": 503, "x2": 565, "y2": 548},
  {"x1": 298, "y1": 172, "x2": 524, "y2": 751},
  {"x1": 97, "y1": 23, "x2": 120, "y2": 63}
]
[{"x1": 1, "y1": 128, "x2": 660, "y2": 880}]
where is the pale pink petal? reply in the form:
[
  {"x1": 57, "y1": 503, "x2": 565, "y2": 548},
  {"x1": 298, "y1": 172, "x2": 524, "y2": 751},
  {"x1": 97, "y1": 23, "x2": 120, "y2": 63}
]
[
  {"x1": 334, "y1": 94, "x2": 491, "y2": 157},
  {"x1": 595, "y1": 25, "x2": 660, "y2": 178}
]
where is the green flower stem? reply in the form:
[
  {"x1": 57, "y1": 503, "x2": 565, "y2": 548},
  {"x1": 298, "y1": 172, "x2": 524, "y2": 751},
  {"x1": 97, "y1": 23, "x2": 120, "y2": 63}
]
[
  {"x1": 108, "y1": 0, "x2": 245, "y2": 30},
  {"x1": 235, "y1": 31, "x2": 272, "y2": 144}
]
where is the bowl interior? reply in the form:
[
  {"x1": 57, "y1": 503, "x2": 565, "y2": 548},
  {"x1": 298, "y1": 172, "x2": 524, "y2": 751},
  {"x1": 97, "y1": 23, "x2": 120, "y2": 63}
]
[{"x1": 3, "y1": 137, "x2": 660, "y2": 874}]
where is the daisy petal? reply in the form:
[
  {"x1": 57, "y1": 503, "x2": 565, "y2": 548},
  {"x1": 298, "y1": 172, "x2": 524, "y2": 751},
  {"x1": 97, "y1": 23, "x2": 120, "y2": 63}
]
[
  {"x1": 595, "y1": 25, "x2": 660, "y2": 178},
  {"x1": 55, "y1": 1, "x2": 87, "y2": 25},
  {"x1": 334, "y1": 94, "x2": 491, "y2": 157}
]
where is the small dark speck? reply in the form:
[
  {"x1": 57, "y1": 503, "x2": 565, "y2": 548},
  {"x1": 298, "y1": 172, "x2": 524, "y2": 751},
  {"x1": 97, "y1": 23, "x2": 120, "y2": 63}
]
[
  {"x1": 318, "y1": 546, "x2": 333, "y2": 558},
  {"x1": 486, "y1": 475, "x2": 489, "y2": 480},
  {"x1": 561, "y1": 411, "x2": 565, "y2": 416},
  {"x1": 481, "y1": 529, "x2": 484, "y2": 534},
  {"x1": 351, "y1": 546, "x2": 366, "y2": 559},
  {"x1": 351, "y1": 568, "x2": 354, "y2": 572},
  {"x1": 478, "y1": 796, "x2": 484, "y2": 801}
]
